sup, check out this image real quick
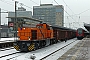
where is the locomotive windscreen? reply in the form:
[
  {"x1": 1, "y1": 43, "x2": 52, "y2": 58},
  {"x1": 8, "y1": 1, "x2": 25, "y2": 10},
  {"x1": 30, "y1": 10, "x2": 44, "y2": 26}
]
[{"x1": 77, "y1": 28, "x2": 82, "y2": 34}]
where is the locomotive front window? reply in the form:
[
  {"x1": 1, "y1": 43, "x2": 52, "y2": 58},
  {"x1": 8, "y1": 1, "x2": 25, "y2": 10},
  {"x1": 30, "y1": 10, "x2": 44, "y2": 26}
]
[
  {"x1": 46, "y1": 25, "x2": 50, "y2": 30},
  {"x1": 50, "y1": 26, "x2": 53, "y2": 30},
  {"x1": 78, "y1": 29, "x2": 82, "y2": 34},
  {"x1": 47, "y1": 26, "x2": 50, "y2": 30}
]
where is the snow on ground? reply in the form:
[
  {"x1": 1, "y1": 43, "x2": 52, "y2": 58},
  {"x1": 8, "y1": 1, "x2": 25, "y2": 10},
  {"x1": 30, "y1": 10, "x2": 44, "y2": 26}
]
[
  {"x1": 0, "y1": 49, "x2": 18, "y2": 57},
  {"x1": 0, "y1": 47, "x2": 21, "y2": 60},
  {"x1": 0, "y1": 38, "x2": 15, "y2": 41},
  {"x1": 0, "y1": 51, "x2": 24, "y2": 60},
  {"x1": 9, "y1": 38, "x2": 80, "y2": 60},
  {"x1": 0, "y1": 38, "x2": 16, "y2": 43},
  {"x1": 0, "y1": 47, "x2": 14, "y2": 50},
  {"x1": 45, "y1": 39, "x2": 80, "y2": 60}
]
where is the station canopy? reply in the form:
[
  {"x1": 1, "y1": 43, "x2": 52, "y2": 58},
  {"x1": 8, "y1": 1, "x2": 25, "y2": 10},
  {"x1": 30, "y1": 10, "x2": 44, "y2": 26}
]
[
  {"x1": 6, "y1": 17, "x2": 42, "y2": 23},
  {"x1": 7, "y1": 17, "x2": 43, "y2": 28},
  {"x1": 84, "y1": 23, "x2": 90, "y2": 33}
]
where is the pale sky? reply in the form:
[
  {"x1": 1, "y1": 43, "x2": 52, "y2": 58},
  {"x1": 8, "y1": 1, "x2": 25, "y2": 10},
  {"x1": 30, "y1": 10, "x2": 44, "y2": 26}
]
[{"x1": 0, "y1": 0, "x2": 90, "y2": 29}]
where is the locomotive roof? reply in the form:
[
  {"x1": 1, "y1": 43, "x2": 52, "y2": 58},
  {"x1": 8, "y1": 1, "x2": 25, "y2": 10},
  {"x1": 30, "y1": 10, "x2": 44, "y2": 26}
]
[
  {"x1": 50, "y1": 25, "x2": 76, "y2": 31},
  {"x1": 77, "y1": 27, "x2": 84, "y2": 30},
  {"x1": 77, "y1": 28, "x2": 89, "y2": 33}
]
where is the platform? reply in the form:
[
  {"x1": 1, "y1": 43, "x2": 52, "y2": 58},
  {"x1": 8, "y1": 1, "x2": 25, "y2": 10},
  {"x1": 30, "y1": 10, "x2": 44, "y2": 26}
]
[
  {"x1": 57, "y1": 38, "x2": 90, "y2": 60},
  {"x1": 0, "y1": 38, "x2": 16, "y2": 48}
]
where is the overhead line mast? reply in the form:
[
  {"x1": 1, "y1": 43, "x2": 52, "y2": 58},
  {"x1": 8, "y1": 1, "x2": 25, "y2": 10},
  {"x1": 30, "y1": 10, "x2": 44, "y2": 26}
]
[{"x1": 14, "y1": 1, "x2": 17, "y2": 40}]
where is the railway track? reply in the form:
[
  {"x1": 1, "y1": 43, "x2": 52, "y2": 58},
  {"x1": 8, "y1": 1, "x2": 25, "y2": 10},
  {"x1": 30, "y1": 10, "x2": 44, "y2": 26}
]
[
  {"x1": 6, "y1": 53, "x2": 24, "y2": 60},
  {"x1": 0, "y1": 52, "x2": 25, "y2": 60},
  {"x1": 40, "y1": 40, "x2": 76, "y2": 60},
  {"x1": 0, "y1": 51, "x2": 24, "y2": 60},
  {"x1": 0, "y1": 49, "x2": 28, "y2": 60},
  {"x1": 0, "y1": 48, "x2": 20, "y2": 60},
  {"x1": 0, "y1": 52, "x2": 20, "y2": 58},
  {"x1": 0, "y1": 47, "x2": 14, "y2": 51},
  {"x1": 0, "y1": 38, "x2": 79, "y2": 60},
  {"x1": 0, "y1": 47, "x2": 28, "y2": 60}
]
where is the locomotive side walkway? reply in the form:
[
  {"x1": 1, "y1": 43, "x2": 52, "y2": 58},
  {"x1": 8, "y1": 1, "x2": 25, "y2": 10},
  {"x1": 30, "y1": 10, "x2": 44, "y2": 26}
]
[{"x1": 57, "y1": 38, "x2": 90, "y2": 60}]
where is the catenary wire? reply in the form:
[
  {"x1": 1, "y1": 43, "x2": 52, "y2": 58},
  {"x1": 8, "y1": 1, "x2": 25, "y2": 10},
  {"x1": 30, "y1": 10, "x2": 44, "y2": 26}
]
[
  {"x1": 54, "y1": 0, "x2": 77, "y2": 28},
  {"x1": 62, "y1": 0, "x2": 75, "y2": 14},
  {"x1": 29, "y1": 0, "x2": 39, "y2": 5},
  {"x1": 54, "y1": 0, "x2": 75, "y2": 21},
  {"x1": 62, "y1": 0, "x2": 80, "y2": 27},
  {"x1": 0, "y1": 0, "x2": 14, "y2": 6}
]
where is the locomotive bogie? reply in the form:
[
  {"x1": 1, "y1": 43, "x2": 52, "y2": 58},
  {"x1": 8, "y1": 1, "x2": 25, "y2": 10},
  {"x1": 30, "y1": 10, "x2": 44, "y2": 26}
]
[
  {"x1": 77, "y1": 36, "x2": 84, "y2": 40},
  {"x1": 14, "y1": 38, "x2": 57, "y2": 51}
]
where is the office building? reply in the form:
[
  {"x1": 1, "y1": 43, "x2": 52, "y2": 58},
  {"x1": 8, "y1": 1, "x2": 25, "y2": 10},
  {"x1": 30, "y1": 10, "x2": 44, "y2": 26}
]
[{"x1": 33, "y1": 4, "x2": 64, "y2": 26}]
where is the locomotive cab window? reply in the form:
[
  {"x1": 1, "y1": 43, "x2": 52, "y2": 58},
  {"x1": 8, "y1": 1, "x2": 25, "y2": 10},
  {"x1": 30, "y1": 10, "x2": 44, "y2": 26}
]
[
  {"x1": 50, "y1": 26, "x2": 53, "y2": 30},
  {"x1": 46, "y1": 25, "x2": 50, "y2": 30},
  {"x1": 37, "y1": 26, "x2": 43, "y2": 28}
]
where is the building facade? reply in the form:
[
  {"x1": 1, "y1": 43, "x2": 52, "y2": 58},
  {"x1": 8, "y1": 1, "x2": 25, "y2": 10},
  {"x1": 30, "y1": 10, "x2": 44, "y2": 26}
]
[
  {"x1": 8, "y1": 7, "x2": 32, "y2": 22},
  {"x1": 33, "y1": 4, "x2": 64, "y2": 26},
  {"x1": 0, "y1": 25, "x2": 13, "y2": 37},
  {"x1": 8, "y1": 7, "x2": 32, "y2": 30}
]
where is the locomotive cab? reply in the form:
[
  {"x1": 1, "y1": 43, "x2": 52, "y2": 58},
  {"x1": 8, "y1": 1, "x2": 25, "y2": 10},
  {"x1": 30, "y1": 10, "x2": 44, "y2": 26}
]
[{"x1": 76, "y1": 28, "x2": 84, "y2": 40}]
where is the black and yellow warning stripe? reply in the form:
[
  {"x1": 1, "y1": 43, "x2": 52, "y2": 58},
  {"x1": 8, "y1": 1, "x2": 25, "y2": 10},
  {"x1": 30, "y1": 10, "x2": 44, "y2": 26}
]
[
  {"x1": 14, "y1": 45, "x2": 19, "y2": 50},
  {"x1": 28, "y1": 44, "x2": 35, "y2": 51}
]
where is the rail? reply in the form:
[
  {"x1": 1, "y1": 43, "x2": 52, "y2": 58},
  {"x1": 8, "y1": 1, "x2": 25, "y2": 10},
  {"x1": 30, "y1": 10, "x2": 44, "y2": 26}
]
[{"x1": 40, "y1": 40, "x2": 76, "y2": 60}]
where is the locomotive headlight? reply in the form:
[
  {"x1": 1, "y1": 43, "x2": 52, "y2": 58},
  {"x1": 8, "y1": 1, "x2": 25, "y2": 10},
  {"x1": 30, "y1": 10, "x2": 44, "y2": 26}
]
[
  {"x1": 17, "y1": 37, "x2": 20, "y2": 40},
  {"x1": 28, "y1": 37, "x2": 30, "y2": 40},
  {"x1": 29, "y1": 38, "x2": 30, "y2": 40},
  {"x1": 24, "y1": 28, "x2": 25, "y2": 29}
]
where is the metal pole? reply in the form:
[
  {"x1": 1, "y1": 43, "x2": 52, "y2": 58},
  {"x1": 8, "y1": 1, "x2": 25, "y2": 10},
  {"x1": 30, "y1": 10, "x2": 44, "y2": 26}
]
[
  {"x1": 14, "y1": 1, "x2": 17, "y2": 40},
  {"x1": 0, "y1": 8, "x2": 1, "y2": 39},
  {"x1": 0, "y1": 25, "x2": 1, "y2": 39}
]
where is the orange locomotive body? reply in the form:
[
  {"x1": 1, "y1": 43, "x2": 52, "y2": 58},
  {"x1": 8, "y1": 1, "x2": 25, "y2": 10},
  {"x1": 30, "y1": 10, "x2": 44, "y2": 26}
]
[{"x1": 18, "y1": 23, "x2": 53, "y2": 41}]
